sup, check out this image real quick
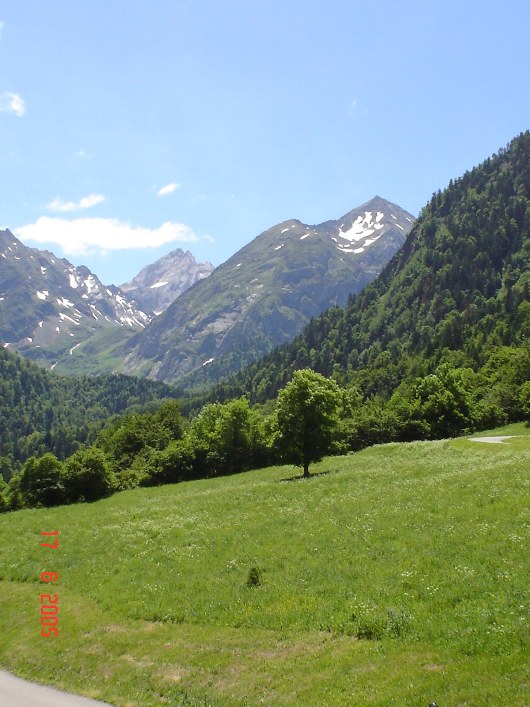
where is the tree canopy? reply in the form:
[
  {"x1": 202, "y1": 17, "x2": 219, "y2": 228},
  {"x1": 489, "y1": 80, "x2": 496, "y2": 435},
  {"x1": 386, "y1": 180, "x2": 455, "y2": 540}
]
[{"x1": 275, "y1": 369, "x2": 342, "y2": 476}]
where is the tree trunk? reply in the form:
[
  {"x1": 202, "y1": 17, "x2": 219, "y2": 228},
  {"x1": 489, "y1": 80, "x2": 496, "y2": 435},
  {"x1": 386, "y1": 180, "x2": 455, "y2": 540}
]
[{"x1": 303, "y1": 461, "x2": 310, "y2": 477}]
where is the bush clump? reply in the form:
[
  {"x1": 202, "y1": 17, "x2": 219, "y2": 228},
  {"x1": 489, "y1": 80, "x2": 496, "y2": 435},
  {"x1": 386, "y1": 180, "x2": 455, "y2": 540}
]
[
  {"x1": 348, "y1": 602, "x2": 411, "y2": 640},
  {"x1": 247, "y1": 565, "x2": 263, "y2": 587}
]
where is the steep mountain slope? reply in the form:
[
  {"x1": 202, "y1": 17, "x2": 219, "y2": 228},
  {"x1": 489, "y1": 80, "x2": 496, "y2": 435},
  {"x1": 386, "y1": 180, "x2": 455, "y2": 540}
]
[
  {"x1": 208, "y1": 131, "x2": 530, "y2": 404},
  {"x1": 0, "y1": 231, "x2": 150, "y2": 374},
  {"x1": 122, "y1": 197, "x2": 414, "y2": 383},
  {"x1": 120, "y1": 248, "x2": 214, "y2": 314}
]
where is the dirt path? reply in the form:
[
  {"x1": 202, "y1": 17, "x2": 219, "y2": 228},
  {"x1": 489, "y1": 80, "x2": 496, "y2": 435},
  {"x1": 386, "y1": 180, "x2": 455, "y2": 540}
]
[{"x1": 0, "y1": 670, "x2": 113, "y2": 707}]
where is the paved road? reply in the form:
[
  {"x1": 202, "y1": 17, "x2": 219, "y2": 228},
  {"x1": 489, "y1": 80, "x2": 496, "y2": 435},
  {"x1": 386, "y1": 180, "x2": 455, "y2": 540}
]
[{"x1": 0, "y1": 670, "x2": 113, "y2": 706}]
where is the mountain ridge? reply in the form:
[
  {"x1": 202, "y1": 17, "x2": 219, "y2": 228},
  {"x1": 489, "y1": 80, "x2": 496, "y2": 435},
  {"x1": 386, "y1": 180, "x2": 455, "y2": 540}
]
[
  {"x1": 0, "y1": 233, "x2": 218, "y2": 375},
  {"x1": 120, "y1": 196, "x2": 415, "y2": 384},
  {"x1": 0, "y1": 230, "x2": 151, "y2": 372}
]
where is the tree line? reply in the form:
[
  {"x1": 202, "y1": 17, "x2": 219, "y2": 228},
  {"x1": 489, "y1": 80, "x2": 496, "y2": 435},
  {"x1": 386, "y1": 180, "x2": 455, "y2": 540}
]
[{"x1": 2, "y1": 353, "x2": 528, "y2": 512}]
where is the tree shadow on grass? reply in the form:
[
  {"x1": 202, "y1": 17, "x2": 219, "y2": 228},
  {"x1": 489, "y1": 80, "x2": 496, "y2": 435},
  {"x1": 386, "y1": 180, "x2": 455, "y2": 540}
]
[{"x1": 277, "y1": 469, "x2": 337, "y2": 483}]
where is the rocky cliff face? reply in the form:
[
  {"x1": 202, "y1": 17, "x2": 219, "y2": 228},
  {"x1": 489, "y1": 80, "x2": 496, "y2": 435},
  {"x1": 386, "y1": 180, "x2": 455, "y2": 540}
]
[{"x1": 120, "y1": 249, "x2": 214, "y2": 315}]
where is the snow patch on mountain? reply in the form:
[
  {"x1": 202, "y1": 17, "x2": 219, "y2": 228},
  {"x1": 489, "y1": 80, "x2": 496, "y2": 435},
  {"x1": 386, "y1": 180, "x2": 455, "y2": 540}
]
[
  {"x1": 339, "y1": 212, "x2": 385, "y2": 243},
  {"x1": 57, "y1": 297, "x2": 74, "y2": 308},
  {"x1": 83, "y1": 276, "x2": 98, "y2": 293},
  {"x1": 59, "y1": 312, "x2": 80, "y2": 325}
]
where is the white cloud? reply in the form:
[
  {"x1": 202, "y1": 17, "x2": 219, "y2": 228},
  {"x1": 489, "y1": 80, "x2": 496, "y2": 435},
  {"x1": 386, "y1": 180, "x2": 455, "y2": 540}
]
[
  {"x1": 157, "y1": 182, "x2": 180, "y2": 197},
  {"x1": 46, "y1": 194, "x2": 106, "y2": 212},
  {"x1": 0, "y1": 91, "x2": 26, "y2": 117},
  {"x1": 15, "y1": 217, "x2": 210, "y2": 256}
]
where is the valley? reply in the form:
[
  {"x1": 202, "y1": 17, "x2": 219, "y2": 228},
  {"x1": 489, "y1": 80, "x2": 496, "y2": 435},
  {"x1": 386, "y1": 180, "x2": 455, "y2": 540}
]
[{"x1": 1, "y1": 3, "x2": 528, "y2": 705}]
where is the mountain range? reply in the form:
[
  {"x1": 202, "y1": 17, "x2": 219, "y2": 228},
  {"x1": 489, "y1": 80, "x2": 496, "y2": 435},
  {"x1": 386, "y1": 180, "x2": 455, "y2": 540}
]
[
  {"x1": 0, "y1": 237, "x2": 212, "y2": 375},
  {"x1": 1, "y1": 196, "x2": 414, "y2": 382},
  {"x1": 210, "y1": 131, "x2": 530, "y2": 406},
  {"x1": 1, "y1": 131, "x2": 528, "y2": 477},
  {"x1": 0, "y1": 231, "x2": 150, "y2": 372},
  {"x1": 120, "y1": 196, "x2": 414, "y2": 384}
]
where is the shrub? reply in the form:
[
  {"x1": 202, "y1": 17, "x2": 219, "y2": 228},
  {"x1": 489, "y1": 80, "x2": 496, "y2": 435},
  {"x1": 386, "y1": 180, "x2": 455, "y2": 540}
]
[
  {"x1": 141, "y1": 439, "x2": 195, "y2": 486},
  {"x1": 247, "y1": 565, "x2": 263, "y2": 587},
  {"x1": 63, "y1": 447, "x2": 115, "y2": 502},
  {"x1": 348, "y1": 602, "x2": 411, "y2": 640},
  {"x1": 19, "y1": 453, "x2": 65, "y2": 507}
]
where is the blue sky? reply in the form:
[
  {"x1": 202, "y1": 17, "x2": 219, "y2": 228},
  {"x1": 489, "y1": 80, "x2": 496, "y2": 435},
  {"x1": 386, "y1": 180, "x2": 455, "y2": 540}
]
[{"x1": 1, "y1": 0, "x2": 529, "y2": 285}]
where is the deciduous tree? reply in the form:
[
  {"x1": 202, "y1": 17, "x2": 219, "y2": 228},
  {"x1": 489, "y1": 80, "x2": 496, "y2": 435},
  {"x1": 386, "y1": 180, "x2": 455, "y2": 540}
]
[{"x1": 275, "y1": 369, "x2": 341, "y2": 477}]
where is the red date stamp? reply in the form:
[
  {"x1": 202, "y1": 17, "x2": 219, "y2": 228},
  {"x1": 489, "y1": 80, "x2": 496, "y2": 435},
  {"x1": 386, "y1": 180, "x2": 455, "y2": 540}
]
[{"x1": 40, "y1": 530, "x2": 59, "y2": 637}]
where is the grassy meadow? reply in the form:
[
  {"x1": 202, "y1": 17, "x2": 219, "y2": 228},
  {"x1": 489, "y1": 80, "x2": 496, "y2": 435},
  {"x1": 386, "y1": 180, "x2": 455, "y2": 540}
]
[{"x1": 0, "y1": 423, "x2": 529, "y2": 705}]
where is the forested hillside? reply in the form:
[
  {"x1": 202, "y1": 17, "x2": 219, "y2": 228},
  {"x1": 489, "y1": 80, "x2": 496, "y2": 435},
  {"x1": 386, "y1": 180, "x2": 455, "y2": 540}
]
[
  {"x1": 0, "y1": 346, "x2": 178, "y2": 479},
  {"x1": 199, "y1": 132, "x2": 529, "y2": 406}
]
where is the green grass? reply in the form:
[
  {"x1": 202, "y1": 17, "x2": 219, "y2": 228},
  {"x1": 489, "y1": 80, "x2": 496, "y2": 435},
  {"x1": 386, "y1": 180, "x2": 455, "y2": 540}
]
[
  {"x1": 0, "y1": 425, "x2": 529, "y2": 705},
  {"x1": 467, "y1": 421, "x2": 530, "y2": 437},
  {"x1": 52, "y1": 326, "x2": 139, "y2": 376}
]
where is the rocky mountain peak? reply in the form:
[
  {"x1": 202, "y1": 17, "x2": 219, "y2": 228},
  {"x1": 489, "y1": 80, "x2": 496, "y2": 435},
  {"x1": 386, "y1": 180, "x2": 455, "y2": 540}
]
[{"x1": 120, "y1": 248, "x2": 214, "y2": 315}]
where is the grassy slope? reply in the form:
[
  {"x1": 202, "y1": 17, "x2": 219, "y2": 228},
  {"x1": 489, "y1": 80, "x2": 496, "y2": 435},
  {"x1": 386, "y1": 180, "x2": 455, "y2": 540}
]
[
  {"x1": 24, "y1": 326, "x2": 140, "y2": 377},
  {"x1": 0, "y1": 425, "x2": 528, "y2": 706}
]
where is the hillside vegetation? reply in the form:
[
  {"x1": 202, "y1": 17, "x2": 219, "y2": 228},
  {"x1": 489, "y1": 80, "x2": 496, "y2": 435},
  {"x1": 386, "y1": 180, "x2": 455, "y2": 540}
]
[
  {"x1": 199, "y1": 131, "x2": 530, "y2": 405},
  {"x1": 0, "y1": 346, "x2": 178, "y2": 478},
  {"x1": 3, "y1": 354, "x2": 528, "y2": 513},
  {"x1": 0, "y1": 430, "x2": 528, "y2": 705}
]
